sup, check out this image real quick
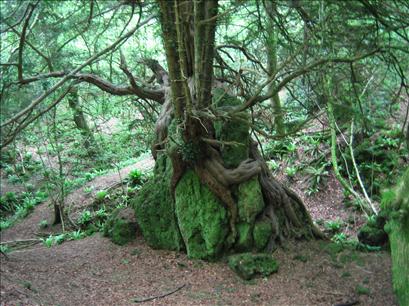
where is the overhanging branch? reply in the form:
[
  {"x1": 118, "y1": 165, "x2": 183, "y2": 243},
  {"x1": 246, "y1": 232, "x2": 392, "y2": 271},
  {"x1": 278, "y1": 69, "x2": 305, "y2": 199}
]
[
  {"x1": 1, "y1": 15, "x2": 155, "y2": 129},
  {"x1": 234, "y1": 48, "x2": 382, "y2": 113}
]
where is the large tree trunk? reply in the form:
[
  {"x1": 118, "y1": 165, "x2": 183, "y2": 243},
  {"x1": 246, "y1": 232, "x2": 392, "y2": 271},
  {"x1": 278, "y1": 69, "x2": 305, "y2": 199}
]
[{"x1": 132, "y1": 0, "x2": 323, "y2": 260}]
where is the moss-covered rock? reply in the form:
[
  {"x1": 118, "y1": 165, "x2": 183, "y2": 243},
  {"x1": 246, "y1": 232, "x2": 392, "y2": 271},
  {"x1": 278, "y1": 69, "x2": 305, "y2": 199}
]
[
  {"x1": 235, "y1": 223, "x2": 253, "y2": 251},
  {"x1": 237, "y1": 177, "x2": 264, "y2": 224},
  {"x1": 175, "y1": 170, "x2": 228, "y2": 260},
  {"x1": 358, "y1": 224, "x2": 388, "y2": 246},
  {"x1": 132, "y1": 155, "x2": 184, "y2": 251},
  {"x1": 228, "y1": 253, "x2": 279, "y2": 280},
  {"x1": 253, "y1": 219, "x2": 273, "y2": 251},
  {"x1": 103, "y1": 207, "x2": 137, "y2": 245}
]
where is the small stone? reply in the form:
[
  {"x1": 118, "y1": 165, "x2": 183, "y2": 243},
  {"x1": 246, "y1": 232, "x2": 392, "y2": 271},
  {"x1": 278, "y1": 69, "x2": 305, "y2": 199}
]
[{"x1": 228, "y1": 253, "x2": 278, "y2": 280}]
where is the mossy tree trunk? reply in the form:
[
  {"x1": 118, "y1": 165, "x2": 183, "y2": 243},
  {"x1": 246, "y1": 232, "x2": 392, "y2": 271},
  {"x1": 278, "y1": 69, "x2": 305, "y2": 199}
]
[
  {"x1": 133, "y1": 0, "x2": 323, "y2": 260},
  {"x1": 67, "y1": 87, "x2": 95, "y2": 154}
]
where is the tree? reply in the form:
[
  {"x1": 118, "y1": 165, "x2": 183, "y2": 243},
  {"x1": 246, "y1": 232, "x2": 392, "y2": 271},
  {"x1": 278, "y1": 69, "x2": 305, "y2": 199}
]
[
  {"x1": 1, "y1": 0, "x2": 408, "y2": 259},
  {"x1": 132, "y1": 0, "x2": 323, "y2": 260}
]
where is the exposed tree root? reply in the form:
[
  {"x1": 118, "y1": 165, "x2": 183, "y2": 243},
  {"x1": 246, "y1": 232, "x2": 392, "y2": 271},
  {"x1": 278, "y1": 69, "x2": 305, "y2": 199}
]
[
  {"x1": 153, "y1": 86, "x2": 324, "y2": 251},
  {"x1": 250, "y1": 141, "x2": 326, "y2": 244}
]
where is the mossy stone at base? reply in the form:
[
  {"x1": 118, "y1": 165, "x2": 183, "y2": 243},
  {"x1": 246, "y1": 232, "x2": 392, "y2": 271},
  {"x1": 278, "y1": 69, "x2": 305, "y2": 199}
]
[
  {"x1": 175, "y1": 170, "x2": 228, "y2": 260},
  {"x1": 132, "y1": 155, "x2": 184, "y2": 251},
  {"x1": 253, "y1": 219, "x2": 273, "y2": 251},
  {"x1": 237, "y1": 177, "x2": 265, "y2": 224},
  {"x1": 228, "y1": 253, "x2": 279, "y2": 280},
  {"x1": 235, "y1": 223, "x2": 253, "y2": 251},
  {"x1": 357, "y1": 224, "x2": 388, "y2": 246},
  {"x1": 103, "y1": 207, "x2": 137, "y2": 246}
]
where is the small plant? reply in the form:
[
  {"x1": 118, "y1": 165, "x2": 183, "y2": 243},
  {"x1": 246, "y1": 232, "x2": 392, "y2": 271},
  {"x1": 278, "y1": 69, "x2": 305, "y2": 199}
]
[
  {"x1": 4, "y1": 165, "x2": 14, "y2": 175},
  {"x1": 366, "y1": 215, "x2": 377, "y2": 227},
  {"x1": 83, "y1": 186, "x2": 94, "y2": 194},
  {"x1": 324, "y1": 219, "x2": 343, "y2": 233},
  {"x1": 304, "y1": 163, "x2": 329, "y2": 192},
  {"x1": 78, "y1": 210, "x2": 92, "y2": 225},
  {"x1": 54, "y1": 234, "x2": 66, "y2": 245},
  {"x1": 95, "y1": 190, "x2": 108, "y2": 202},
  {"x1": 267, "y1": 160, "x2": 280, "y2": 171},
  {"x1": 84, "y1": 172, "x2": 95, "y2": 181},
  {"x1": 356, "y1": 284, "x2": 370, "y2": 295},
  {"x1": 42, "y1": 235, "x2": 55, "y2": 248},
  {"x1": 0, "y1": 245, "x2": 10, "y2": 254},
  {"x1": 331, "y1": 232, "x2": 347, "y2": 243},
  {"x1": 95, "y1": 207, "x2": 107, "y2": 219},
  {"x1": 7, "y1": 174, "x2": 21, "y2": 184},
  {"x1": 285, "y1": 166, "x2": 297, "y2": 178},
  {"x1": 39, "y1": 220, "x2": 48, "y2": 229},
  {"x1": 4, "y1": 191, "x2": 17, "y2": 203},
  {"x1": 128, "y1": 169, "x2": 143, "y2": 185},
  {"x1": 25, "y1": 183, "x2": 35, "y2": 192},
  {"x1": 69, "y1": 230, "x2": 85, "y2": 240},
  {"x1": 0, "y1": 219, "x2": 12, "y2": 230}
]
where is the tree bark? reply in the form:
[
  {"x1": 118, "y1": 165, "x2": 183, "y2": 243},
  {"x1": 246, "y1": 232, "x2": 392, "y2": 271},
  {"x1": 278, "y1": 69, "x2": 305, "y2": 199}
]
[{"x1": 67, "y1": 87, "x2": 95, "y2": 154}]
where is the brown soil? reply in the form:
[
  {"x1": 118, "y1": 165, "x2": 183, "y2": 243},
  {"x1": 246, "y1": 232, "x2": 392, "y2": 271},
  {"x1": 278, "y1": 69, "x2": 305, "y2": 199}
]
[{"x1": 0, "y1": 157, "x2": 398, "y2": 306}]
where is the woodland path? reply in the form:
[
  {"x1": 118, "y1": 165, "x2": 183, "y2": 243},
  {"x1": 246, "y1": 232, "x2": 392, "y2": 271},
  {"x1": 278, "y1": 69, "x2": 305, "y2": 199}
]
[{"x1": 0, "y1": 158, "x2": 398, "y2": 306}]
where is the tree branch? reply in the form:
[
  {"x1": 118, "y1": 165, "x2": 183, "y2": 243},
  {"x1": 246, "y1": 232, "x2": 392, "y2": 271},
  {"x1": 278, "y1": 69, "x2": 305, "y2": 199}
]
[
  {"x1": 1, "y1": 15, "x2": 155, "y2": 129},
  {"x1": 17, "y1": 2, "x2": 36, "y2": 82},
  {"x1": 234, "y1": 48, "x2": 381, "y2": 113}
]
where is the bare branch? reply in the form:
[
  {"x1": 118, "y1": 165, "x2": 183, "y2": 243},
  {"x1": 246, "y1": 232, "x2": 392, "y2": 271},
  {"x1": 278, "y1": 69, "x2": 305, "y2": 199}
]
[{"x1": 17, "y1": 2, "x2": 36, "y2": 82}]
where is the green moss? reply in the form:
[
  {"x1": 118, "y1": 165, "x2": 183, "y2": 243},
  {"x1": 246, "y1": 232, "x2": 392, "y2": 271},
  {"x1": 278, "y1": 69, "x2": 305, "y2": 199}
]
[
  {"x1": 228, "y1": 253, "x2": 279, "y2": 280},
  {"x1": 103, "y1": 208, "x2": 137, "y2": 246},
  {"x1": 212, "y1": 88, "x2": 250, "y2": 168},
  {"x1": 110, "y1": 220, "x2": 135, "y2": 245},
  {"x1": 253, "y1": 219, "x2": 272, "y2": 251},
  {"x1": 389, "y1": 218, "x2": 409, "y2": 306},
  {"x1": 175, "y1": 170, "x2": 228, "y2": 260},
  {"x1": 385, "y1": 168, "x2": 409, "y2": 306},
  {"x1": 356, "y1": 284, "x2": 371, "y2": 295},
  {"x1": 132, "y1": 155, "x2": 184, "y2": 251},
  {"x1": 235, "y1": 223, "x2": 253, "y2": 251},
  {"x1": 237, "y1": 177, "x2": 264, "y2": 223}
]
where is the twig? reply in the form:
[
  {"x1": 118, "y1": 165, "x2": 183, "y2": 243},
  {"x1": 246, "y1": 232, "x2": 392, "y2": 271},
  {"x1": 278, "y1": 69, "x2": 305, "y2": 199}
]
[
  {"x1": 132, "y1": 284, "x2": 186, "y2": 303},
  {"x1": 0, "y1": 239, "x2": 42, "y2": 245}
]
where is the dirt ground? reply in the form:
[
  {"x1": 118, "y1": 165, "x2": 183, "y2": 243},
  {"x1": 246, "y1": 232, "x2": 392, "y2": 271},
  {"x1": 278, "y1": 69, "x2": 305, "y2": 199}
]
[{"x1": 0, "y1": 158, "x2": 398, "y2": 306}]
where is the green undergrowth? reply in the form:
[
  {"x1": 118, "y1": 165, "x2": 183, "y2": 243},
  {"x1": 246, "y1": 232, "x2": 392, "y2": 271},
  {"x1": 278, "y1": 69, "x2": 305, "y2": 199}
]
[
  {"x1": 0, "y1": 191, "x2": 48, "y2": 231},
  {"x1": 12, "y1": 168, "x2": 148, "y2": 250}
]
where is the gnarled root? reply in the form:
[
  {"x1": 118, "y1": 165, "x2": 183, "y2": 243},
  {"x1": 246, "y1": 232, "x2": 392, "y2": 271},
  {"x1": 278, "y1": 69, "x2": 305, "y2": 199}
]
[{"x1": 250, "y1": 141, "x2": 326, "y2": 249}]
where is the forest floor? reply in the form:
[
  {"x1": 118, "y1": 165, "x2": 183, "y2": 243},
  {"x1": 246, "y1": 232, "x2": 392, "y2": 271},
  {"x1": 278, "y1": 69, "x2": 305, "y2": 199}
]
[{"x1": 0, "y1": 156, "x2": 398, "y2": 306}]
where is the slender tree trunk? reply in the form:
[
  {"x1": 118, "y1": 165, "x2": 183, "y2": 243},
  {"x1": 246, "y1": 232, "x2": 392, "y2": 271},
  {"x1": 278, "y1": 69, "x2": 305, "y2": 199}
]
[
  {"x1": 265, "y1": 0, "x2": 285, "y2": 135},
  {"x1": 67, "y1": 87, "x2": 95, "y2": 153}
]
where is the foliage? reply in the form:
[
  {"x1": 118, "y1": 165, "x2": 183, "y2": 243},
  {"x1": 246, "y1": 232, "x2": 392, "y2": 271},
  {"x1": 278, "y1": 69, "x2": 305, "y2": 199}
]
[
  {"x1": 324, "y1": 219, "x2": 343, "y2": 233},
  {"x1": 128, "y1": 169, "x2": 144, "y2": 186},
  {"x1": 0, "y1": 191, "x2": 47, "y2": 231}
]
